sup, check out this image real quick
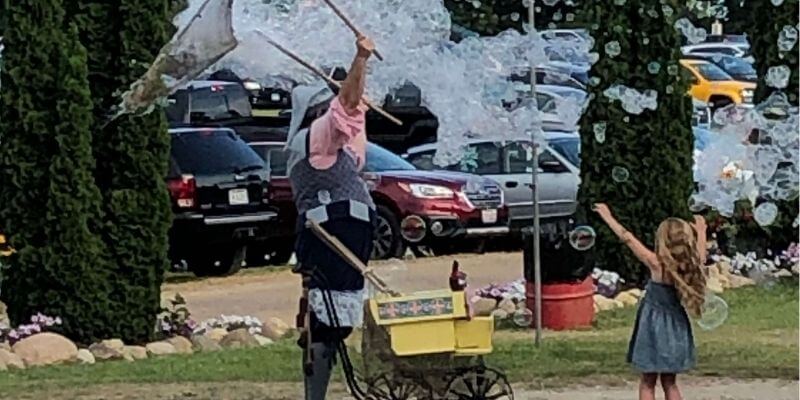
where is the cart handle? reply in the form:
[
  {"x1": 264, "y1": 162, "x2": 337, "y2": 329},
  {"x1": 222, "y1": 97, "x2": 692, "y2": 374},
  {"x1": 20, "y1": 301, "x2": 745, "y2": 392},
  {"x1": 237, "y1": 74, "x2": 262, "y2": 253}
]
[{"x1": 305, "y1": 220, "x2": 401, "y2": 297}]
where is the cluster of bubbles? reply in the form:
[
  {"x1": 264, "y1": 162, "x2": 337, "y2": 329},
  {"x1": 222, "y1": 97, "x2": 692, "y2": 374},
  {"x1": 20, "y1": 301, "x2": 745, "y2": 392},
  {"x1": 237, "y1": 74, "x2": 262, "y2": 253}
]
[
  {"x1": 170, "y1": 0, "x2": 599, "y2": 166},
  {"x1": 674, "y1": 18, "x2": 708, "y2": 44},
  {"x1": 603, "y1": 85, "x2": 658, "y2": 115},
  {"x1": 765, "y1": 65, "x2": 791, "y2": 89},
  {"x1": 692, "y1": 93, "x2": 799, "y2": 223}
]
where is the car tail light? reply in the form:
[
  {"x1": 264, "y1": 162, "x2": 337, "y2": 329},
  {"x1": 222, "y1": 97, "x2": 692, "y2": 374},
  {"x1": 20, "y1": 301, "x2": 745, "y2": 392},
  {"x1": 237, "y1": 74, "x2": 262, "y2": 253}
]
[{"x1": 167, "y1": 175, "x2": 197, "y2": 208}]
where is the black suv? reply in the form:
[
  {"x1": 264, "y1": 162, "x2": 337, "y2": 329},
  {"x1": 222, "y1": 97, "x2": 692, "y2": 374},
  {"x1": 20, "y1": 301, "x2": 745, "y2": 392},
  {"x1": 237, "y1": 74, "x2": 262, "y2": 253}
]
[{"x1": 167, "y1": 127, "x2": 276, "y2": 276}]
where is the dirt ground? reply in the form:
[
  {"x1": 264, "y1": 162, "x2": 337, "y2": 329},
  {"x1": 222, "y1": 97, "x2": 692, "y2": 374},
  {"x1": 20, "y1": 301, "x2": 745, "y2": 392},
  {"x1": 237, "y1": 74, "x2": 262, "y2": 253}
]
[
  {"x1": 9, "y1": 378, "x2": 798, "y2": 400},
  {"x1": 162, "y1": 252, "x2": 525, "y2": 326}
]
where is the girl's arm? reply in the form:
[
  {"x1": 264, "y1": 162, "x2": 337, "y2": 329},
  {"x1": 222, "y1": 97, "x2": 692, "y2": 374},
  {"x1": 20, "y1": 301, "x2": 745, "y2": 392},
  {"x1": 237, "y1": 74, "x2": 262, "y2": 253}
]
[
  {"x1": 593, "y1": 203, "x2": 659, "y2": 271},
  {"x1": 693, "y1": 215, "x2": 708, "y2": 263}
]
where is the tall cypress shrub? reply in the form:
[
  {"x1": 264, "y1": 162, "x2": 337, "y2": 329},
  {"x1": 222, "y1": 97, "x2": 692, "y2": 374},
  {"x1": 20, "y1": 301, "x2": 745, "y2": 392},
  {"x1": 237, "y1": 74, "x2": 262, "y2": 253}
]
[
  {"x1": 0, "y1": 1, "x2": 114, "y2": 343},
  {"x1": 576, "y1": 1, "x2": 695, "y2": 283}
]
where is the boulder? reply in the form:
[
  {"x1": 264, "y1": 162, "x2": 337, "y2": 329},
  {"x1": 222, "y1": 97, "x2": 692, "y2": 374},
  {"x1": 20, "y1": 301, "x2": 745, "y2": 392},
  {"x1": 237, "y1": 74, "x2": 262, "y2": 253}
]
[
  {"x1": 166, "y1": 336, "x2": 193, "y2": 354},
  {"x1": 220, "y1": 328, "x2": 259, "y2": 349},
  {"x1": 792, "y1": 263, "x2": 800, "y2": 276},
  {"x1": 76, "y1": 349, "x2": 95, "y2": 365},
  {"x1": 718, "y1": 274, "x2": 731, "y2": 289},
  {"x1": 12, "y1": 333, "x2": 78, "y2": 367},
  {"x1": 728, "y1": 275, "x2": 756, "y2": 289},
  {"x1": 0, "y1": 301, "x2": 8, "y2": 325},
  {"x1": 706, "y1": 276, "x2": 724, "y2": 294},
  {"x1": 100, "y1": 339, "x2": 125, "y2": 352},
  {"x1": 614, "y1": 292, "x2": 639, "y2": 307},
  {"x1": 262, "y1": 318, "x2": 291, "y2": 341},
  {"x1": 191, "y1": 334, "x2": 222, "y2": 352},
  {"x1": 123, "y1": 346, "x2": 148, "y2": 361},
  {"x1": 472, "y1": 298, "x2": 497, "y2": 316},
  {"x1": 88, "y1": 341, "x2": 124, "y2": 361},
  {"x1": 0, "y1": 349, "x2": 24, "y2": 370},
  {"x1": 253, "y1": 334, "x2": 274, "y2": 347},
  {"x1": 716, "y1": 260, "x2": 733, "y2": 277},
  {"x1": 206, "y1": 328, "x2": 228, "y2": 342},
  {"x1": 0, "y1": 342, "x2": 10, "y2": 352},
  {"x1": 0, "y1": 360, "x2": 6, "y2": 371},
  {"x1": 773, "y1": 269, "x2": 793, "y2": 278},
  {"x1": 593, "y1": 295, "x2": 619, "y2": 312},
  {"x1": 497, "y1": 298, "x2": 517, "y2": 315},
  {"x1": 490, "y1": 309, "x2": 508, "y2": 320},
  {"x1": 625, "y1": 289, "x2": 644, "y2": 299},
  {"x1": 145, "y1": 341, "x2": 176, "y2": 356}
]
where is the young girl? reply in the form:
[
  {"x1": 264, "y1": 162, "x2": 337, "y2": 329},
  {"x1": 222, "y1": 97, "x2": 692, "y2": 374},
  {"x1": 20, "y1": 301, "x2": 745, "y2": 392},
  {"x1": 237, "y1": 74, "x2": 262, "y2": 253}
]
[{"x1": 594, "y1": 203, "x2": 707, "y2": 400}]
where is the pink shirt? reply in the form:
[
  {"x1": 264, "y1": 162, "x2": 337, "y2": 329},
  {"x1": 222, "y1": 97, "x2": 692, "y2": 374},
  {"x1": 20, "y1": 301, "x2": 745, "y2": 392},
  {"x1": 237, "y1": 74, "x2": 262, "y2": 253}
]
[{"x1": 308, "y1": 96, "x2": 367, "y2": 170}]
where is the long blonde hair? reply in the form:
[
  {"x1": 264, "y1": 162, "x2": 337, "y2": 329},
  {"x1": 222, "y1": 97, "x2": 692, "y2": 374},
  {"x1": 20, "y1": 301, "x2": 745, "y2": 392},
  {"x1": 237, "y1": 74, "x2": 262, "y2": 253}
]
[{"x1": 655, "y1": 218, "x2": 707, "y2": 317}]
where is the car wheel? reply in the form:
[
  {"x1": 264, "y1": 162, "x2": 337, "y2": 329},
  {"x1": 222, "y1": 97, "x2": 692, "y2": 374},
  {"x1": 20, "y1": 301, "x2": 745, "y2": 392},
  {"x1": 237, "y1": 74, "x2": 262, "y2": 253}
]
[
  {"x1": 267, "y1": 245, "x2": 293, "y2": 266},
  {"x1": 372, "y1": 205, "x2": 405, "y2": 260},
  {"x1": 191, "y1": 245, "x2": 246, "y2": 277},
  {"x1": 246, "y1": 240, "x2": 294, "y2": 267}
]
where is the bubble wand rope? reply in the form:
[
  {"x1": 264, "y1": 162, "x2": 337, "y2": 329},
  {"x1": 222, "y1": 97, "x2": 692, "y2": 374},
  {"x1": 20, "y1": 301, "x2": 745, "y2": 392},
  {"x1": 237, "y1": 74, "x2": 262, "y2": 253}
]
[
  {"x1": 305, "y1": 220, "x2": 401, "y2": 297},
  {"x1": 320, "y1": 0, "x2": 385, "y2": 61},
  {"x1": 256, "y1": 31, "x2": 402, "y2": 126}
]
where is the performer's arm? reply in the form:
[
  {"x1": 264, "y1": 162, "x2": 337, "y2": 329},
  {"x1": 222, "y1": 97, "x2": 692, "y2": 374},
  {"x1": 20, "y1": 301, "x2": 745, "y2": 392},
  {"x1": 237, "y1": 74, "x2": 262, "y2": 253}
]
[
  {"x1": 594, "y1": 203, "x2": 659, "y2": 271},
  {"x1": 339, "y1": 35, "x2": 374, "y2": 112}
]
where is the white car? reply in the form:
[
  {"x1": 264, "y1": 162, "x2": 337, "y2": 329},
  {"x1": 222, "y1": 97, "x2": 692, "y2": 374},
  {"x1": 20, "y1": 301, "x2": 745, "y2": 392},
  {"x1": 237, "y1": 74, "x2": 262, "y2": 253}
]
[
  {"x1": 681, "y1": 43, "x2": 749, "y2": 58},
  {"x1": 403, "y1": 132, "x2": 581, "y2": 229}
]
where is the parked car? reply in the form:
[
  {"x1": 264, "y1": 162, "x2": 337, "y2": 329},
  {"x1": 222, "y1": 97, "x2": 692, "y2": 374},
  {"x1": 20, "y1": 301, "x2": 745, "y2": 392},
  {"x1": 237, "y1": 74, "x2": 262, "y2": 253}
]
[
  {"x1": 167, "y1": 127, "x2": 277, "y2": 276},
  {"x1": 246, "y1": 136, "x2": 509, "y2": 260},
  {"x1": 681, "y1": 43, "x2": 749, "y2": 58},
  {"x1": 680, "y1": 59, "x2": 756, "y2": 108},
  {"x1": 0, "y1": 232, "x2": 13, "y2": 257},
  {"x1": 165, "y1": 80, "x2": 253, "y2": 124},
  {"x1": 540, "y1": 29, "x2": 591, "y2": 43},
  {"x1": 404, "y1": 132, "x2": 580, "y2": 232},
  {"x1": 685, "y1": 53, "x2": 757, "y2": 82}
]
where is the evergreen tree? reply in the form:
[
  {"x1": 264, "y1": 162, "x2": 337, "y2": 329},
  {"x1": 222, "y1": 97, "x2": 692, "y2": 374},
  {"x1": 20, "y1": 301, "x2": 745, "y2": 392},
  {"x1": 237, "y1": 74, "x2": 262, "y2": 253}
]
[
  {"x1": 0, "y1": 1, "x2": 115, "y2": 343},
  {"x1": 445, "y1": 0, "x2": 579, "y2": 36},
  {"x1": 576, "y1": 1, "x2": 695, "y2": 283}
]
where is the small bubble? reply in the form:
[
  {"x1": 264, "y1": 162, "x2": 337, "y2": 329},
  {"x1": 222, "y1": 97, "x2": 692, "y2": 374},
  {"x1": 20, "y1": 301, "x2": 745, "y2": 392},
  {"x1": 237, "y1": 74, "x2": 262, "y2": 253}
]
[
  {"x1": 647, "y1": 61, "x2": 661, "y2": 74},
  {"x1": 510, "y1": 12, "x2": 520, "y2": 21},
  {"x1": 512, "y1": 308, "x2": 534, "y2": 327},
  {"x1": 605, "y1": 41, "x2": 621, "y2": 57},
  {"x1": 593, "y1": 122, "x2": 607, "y2": 143},
  {"x1": 667, "y1": 65, "x2": 679, "y2": 75},
  {"x1": 612, "y1": 166, "x2": 630, "y2": 182},
  {"x1": 754, "y1": 202, "x2": 779, "y2": 226},
  {"x1": 569, "y1": 226, "x2": 597, "y2": 251}
]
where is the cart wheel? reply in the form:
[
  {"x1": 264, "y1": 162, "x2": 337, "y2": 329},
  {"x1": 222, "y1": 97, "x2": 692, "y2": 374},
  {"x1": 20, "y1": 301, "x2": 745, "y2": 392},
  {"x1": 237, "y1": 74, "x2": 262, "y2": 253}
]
[
  {"x1": 443, "y1": 367, "x2": 514, "y2": 400},
  {"x1": 367, "y1": 373, "x2": 433, "y2": 400}
]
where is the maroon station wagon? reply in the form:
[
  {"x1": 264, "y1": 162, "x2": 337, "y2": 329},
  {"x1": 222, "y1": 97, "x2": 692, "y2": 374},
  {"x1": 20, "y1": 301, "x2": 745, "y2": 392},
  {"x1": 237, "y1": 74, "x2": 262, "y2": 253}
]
[{"x1": 247, "y1": 139, "x2": 509, "y2": 260}]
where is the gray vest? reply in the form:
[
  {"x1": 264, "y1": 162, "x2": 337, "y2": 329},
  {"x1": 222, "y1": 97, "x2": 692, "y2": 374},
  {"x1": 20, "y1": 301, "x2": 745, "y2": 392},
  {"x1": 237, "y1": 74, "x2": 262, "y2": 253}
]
[{"x1": 288, "y1": 128, "x2": 375, "y2": 223}]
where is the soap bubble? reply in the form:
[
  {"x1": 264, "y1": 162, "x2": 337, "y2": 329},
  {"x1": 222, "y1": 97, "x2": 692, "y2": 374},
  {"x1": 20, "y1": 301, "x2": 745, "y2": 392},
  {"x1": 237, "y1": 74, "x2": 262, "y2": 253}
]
[
  {"x1": 674, "y1": 18, "x2": 707, "y2": 44},
  {"x1": 569, "y1": 226, "x2": 597, "y2": 251},
  {"x1": 593, "y1": 122, "x2": 607, "y2": 143},
  {"x1": 604, "y1": 41, "x2": 621, "y2": 57},
  {"x1": 647, "y1": 61, "x2": 661, "y2": 74},
  {"x1": 543, "y1": 0, "x2": 559, "y2": 5},
  {"x1": 510, "y1": 12, "x2": 520, "y2": 22},
  {"x1": 771, "y1": 0, "x2": 785, "y2": 5},
  {"x1": 697, "y1": 293, "x2": 728, "y2": 331},
  {"x1": 612, "y1": 166, "x2": 630, "y2": 182},
  {"x1": 778, "y1": 25, "x2": 798, "y2": 52},
  {"x1": 754, "y1": 202, "x2": 779, "y2": 227},
  {"x1": 603, "y1": 85, "x2": 658, "y2": 114},
  {"x1": 512, "y1": 308, "x2": 534, "y2": 327},
  {"x1": 765, "y1": 65, "x2": 791, "y2": 89}
]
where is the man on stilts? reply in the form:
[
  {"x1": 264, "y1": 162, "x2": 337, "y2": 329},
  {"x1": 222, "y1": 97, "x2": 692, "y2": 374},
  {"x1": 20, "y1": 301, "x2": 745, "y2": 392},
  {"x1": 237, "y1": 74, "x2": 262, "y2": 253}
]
[{"x1": 286, "y1": 35, "x2": 376, "y2": 400}]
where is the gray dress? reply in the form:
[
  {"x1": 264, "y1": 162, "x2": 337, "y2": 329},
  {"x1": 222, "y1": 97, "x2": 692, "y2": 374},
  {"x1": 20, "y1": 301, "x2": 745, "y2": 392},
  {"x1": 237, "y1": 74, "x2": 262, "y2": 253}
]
[{"x1": 627, "y1": 281, "x2": 696, "y2": 373}]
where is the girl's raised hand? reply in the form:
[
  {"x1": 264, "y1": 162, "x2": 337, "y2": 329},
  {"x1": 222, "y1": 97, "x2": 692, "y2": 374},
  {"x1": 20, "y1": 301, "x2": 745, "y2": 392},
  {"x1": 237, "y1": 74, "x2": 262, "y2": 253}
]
[{"x1": 593, "y1": 203, "x2": 612, "y2": 220}]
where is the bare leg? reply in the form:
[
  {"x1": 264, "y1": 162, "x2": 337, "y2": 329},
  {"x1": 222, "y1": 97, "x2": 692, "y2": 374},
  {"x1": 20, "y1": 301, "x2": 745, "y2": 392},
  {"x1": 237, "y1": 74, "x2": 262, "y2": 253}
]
[
  {"x1": 661, "y1": 373, "x2": 683, "y2": 400},
  {"x1": 639, "y1": 373, "x2": 658, "y2": 400}
]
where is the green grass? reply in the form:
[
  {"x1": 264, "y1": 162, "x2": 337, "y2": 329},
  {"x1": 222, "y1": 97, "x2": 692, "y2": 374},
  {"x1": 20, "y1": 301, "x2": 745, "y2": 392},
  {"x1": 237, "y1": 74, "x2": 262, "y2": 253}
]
[{"x1": 0, "y1": 282, "x2": 796, "y2": 396}]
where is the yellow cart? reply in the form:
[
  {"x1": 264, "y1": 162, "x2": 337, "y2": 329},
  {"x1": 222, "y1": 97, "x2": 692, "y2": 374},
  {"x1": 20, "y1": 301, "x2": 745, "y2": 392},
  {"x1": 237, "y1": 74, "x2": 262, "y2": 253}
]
[{"x1": 359, "y1": 289, "x2": 513, "y2": 400}]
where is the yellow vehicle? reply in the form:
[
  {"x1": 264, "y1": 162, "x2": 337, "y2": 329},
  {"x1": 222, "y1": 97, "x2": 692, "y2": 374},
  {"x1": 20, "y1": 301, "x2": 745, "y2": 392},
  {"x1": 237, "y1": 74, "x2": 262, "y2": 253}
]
[
  {"x1": 0, "y1": 233, "x2": 13, "y2": 257},
  {"x1": 680, "y1": 59, "x2": 756, "y2": 108}
]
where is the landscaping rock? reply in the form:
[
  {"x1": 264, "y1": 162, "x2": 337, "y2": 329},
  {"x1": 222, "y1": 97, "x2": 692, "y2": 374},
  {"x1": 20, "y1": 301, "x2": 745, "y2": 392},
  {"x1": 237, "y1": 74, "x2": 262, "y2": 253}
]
[
  {"x1": 773, "y1": 269, "x2": 793, "y2": 278},
  {"x1": 263, "y1": 318, "x2": 291, "y2": 341},
  {"x1": 166, "y1": 336, "x2": 194, "y2": 354},
  {"x1": 706, "y1": 276, "x2": 724, "y2": 294},
  {"x1": 792, "y1": 263, "x2": 800, "y2": 276},
  {"x1": 220, "y1": 328, "x2": 259, "y2": 349},
  {"x1": 206, "y1": 328, "x2": 228, "y2": 342},
  {"x1": 472, "y1": 298, "x2": 497, "y2": 316},
  {"x1": 76, "y1": 349, "x2": 95, "y2": 365},
  {"x1": 614, "y1": 291, "x2": 639, "y2": 307},
  {"x1": 254, "y1": 334, "x2": 274, "y2": 347},
  {"x1": 145, "y1": 341, "x2": 176, "y2": 356},
  {"x1": 89, "y1": 341, "x2": 124, "y2": 361},
  {"x1": 0, "y1": 360, "x2": 6, "y2": 371},
  {"x1": 191, "y1": 334, "x2": 222, "y2": 352},
  {"x1": 0, "y1": 342, "x2": 10, "y2": 352},
  {"x1": 593, "y1": 295, "x2": 619, "y2": 312},
  {"x1": 498, "y1": 298, "x2": 516, "y2": 314},
  {"x1": 123, "y1": 346, "x2": 148, "y2": 361},
  {"x1": 490, "y1": 309, "x2": 508, "y2": 320},
  {"x1": 0, "y1": 349, "x2": 24, "y2": 370},
  {"x1": 626, "y1": 288, "x2": 644, "y2": 299},
  {"x1": 728, "y1": 275, "x2": 756, "y2": 289},
  {"x1": 101, "y1": 339, "x2": 125, "y2": 352},
  {"x1": 0, "y1": 301, "x2": 8, "y2": 325},
  {"x1": 12, "y1": 332, "x2": 78, "y2": 367}
]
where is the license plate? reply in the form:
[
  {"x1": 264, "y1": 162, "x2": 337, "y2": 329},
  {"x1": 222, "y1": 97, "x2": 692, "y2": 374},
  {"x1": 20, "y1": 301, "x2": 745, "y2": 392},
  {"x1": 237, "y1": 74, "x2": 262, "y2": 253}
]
[
  {"x1": 481, "y1": 209, "x2": 498, "y2": 224},
  {"x1": 228, "y1": 189, "x2": 249, "y2": 205}
]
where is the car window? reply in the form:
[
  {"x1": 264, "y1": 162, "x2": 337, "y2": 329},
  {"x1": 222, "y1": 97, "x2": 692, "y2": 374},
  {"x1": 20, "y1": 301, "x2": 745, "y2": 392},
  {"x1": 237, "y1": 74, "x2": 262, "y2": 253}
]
[
  {"x1": 719, "y1": 57, "x2": 756, "y2": 76},
  {"x1": 680, "y1": 64, "x2": 700, "y2": 84},
  {"x1": 408, "y1": 144, "x2": 501, "y2": 174},
  {"x1": 505, "y1": 142, "x2": 568, "y2": 174},
  {"x1": 690, "y1": 46, "x2": 738, "y2": 56},
  {"x1": 537, "y1": 92, "x2": 557, "y2": 113},
  {"x1": 548, "y1": 138, "x2": 581, "y2": 167},
  {"x1": 250, "y1": 144, "x2": 289, "y2": 177},
  {"x1": 365, "y1": 143, "x2": 416, "y2": 172},
  {"x1": 406, "y1": 151, "x2": 436, "y2": 170},
  {"x1": 171, "y1": 130, "x2": 265, "y2": 176},
  {"x1": 694, "y1": 62, "x2": 733, "y2": 81},
  {"x1": 166, "y1": 84, "x2": 252, "y2": 122}
]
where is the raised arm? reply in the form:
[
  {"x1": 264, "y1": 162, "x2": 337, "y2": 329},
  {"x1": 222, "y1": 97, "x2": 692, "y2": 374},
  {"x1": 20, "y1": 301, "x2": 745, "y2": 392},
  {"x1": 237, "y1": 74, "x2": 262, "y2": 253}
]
[
  {"x1": 593, "y1": 204, "x2": 659, "y2": 271},
  {"x1": 693, "y1": 215, "x2": 708, "y2": 263},
  {"x1": 338, "y1": 35, "x2": 374, "y2": 112}
]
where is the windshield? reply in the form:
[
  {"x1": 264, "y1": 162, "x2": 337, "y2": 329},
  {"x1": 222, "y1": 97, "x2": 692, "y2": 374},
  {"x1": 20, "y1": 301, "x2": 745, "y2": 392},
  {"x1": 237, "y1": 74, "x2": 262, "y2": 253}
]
[
  {"x1": 366, "y1": 143, "x2": 416, "y2": 172},
  {"x1": 719, "y1": 58, "x2": 756, "y2": 76},
  {"x1": 694, "y1": 62, "x2": 733, "y2": 81},
  {"x1": 171, "y1": 130, "x2": 265, "y2": 175},
  {"x1": 548, "y1": 137, "x2": 581, "y2": 167}
]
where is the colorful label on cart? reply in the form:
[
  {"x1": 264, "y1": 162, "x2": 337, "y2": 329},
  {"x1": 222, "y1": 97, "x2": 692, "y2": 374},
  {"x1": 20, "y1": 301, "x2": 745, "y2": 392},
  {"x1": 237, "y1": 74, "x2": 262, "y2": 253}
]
[{"x1": 377, "y1": 297, "x2": 454, "y2": 320}]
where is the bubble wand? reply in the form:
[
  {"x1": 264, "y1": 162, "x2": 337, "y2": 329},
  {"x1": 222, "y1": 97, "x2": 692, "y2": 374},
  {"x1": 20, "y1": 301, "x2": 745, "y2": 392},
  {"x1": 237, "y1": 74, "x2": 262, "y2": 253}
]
[
  {"x1": 256, "y1": 31, "x2": 402, "y2": 126},
  {"x1": 320, "y1": 0, "x2": 385, "y2": 61}
]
